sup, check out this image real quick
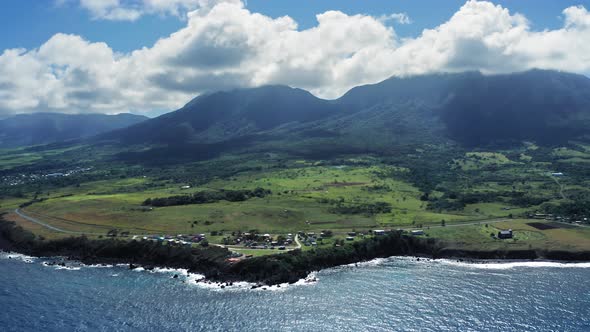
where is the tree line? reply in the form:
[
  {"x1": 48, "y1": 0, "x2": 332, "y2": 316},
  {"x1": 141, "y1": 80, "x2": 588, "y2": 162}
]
[{"x1": 143, "y1": 187, "x2": 271, "y2": 207}]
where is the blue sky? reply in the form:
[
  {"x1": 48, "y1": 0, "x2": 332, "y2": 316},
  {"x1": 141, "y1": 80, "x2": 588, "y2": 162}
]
[
  {"x1": 1, "y1": 0, "x2": 586, "y2": 53},
  {"x1": 0, "y1": 0, "x2": 589, "y2": 116}
]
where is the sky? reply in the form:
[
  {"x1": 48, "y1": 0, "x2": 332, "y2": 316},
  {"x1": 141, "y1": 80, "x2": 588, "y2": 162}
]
[{"x1": 0, "y1": 0, "x2": 589, "y2": 117}]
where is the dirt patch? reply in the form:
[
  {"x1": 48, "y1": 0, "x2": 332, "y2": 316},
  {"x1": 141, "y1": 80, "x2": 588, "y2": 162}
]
[
  {"x1": 308, "y1": 221, "x2": 335, "y2": 225},
  {"x1": 324, "y1": 182, "x2": 367, "y2": 187},
  {"x1": 526, "y1": 222, "x2": 558, "y2": 230}
]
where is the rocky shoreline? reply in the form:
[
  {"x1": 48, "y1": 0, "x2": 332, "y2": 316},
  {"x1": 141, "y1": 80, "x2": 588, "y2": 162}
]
[{"x1": 2, "y1": 215, "x2": 590, "y2": 285}]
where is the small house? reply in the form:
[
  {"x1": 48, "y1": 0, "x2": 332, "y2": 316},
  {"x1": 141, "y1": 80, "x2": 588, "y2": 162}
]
[
  {"x1": 373, "y1": 230, "x2": 385, "y2": 236},
  {"x1": 411, "y1": 230, "x2": 424, "y2": 236},
  {"x1": 346, "y1": 236, "x2": 354, "y2": 241},
  {"x1": 498, "y1": 229, "x2": 513, "y2": 239}
]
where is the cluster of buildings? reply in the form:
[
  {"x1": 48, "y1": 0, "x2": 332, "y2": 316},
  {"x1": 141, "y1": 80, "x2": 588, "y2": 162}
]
[
  {"x1": 238, "y1": 233, "x2": 292, "y2": 250},
  {"x1": 373, "y1": 229, "x2": 424, "y2": 236},
  {"x1": 137, "y1": 234, "x2": 207, "y2": 247},
  {"x1": 1, "y1": 167, "x2": 92, "y2": 186},
  {"x1": 298, "y1": 231, "x2": 323, "y2": 246},
  {"x1": 529, "y1": 213, "x2": 589, "y2": 225}
]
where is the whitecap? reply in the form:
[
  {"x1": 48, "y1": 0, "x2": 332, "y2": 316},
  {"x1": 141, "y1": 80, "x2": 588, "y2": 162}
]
[
  {"x1": 54, "y1": 265, "x2": 82, "y2": 271},
  {"x1": 437, "y1": 259, "x2": 590, "y2": 270},
  {"x1": 85, "y1": 263, "x2": 114, "y2": 268}
]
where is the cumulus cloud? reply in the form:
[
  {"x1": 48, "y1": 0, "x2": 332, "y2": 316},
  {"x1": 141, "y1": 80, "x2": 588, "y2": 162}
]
[{"x1": 2, "y1": 0, "x2": 590, "y2": 116}]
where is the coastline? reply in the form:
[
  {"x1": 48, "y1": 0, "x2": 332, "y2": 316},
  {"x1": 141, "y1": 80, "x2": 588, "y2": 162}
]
[{"x1": 2, "y1": 216, "x2": 590, "y2": 285}]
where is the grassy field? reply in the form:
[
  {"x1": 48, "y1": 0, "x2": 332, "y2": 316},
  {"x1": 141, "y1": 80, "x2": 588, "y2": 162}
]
[
  {"x1": 9, "y1": 165, "x2": 490, "y2": 239},
  {"x1": 2, "y1": 143, "x2": 590, "y2": 253},
  {"x1": 426, "y1": 219, "x2": 590, "y2": 252},
  {"x1": 452, "y1": 152, "x2": 518, "y2": 171}
]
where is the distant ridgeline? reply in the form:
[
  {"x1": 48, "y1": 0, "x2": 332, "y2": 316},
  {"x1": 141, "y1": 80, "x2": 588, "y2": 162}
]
[
  {"x1": 97, "y1": 69, "x2": 590, "y2": 163},
  {"x1": 142, "y1": 188, "x2": 271, "y2": 207}
]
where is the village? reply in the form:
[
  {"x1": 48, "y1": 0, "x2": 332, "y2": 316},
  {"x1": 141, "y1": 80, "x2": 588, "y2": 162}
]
[{"x1": 0, "y1": 166, "x2": 93, "y2": 187}]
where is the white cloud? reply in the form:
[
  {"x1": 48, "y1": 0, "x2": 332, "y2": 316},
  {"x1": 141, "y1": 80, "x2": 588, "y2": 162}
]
[
  {"x1": 2, "y1": 0, "x2": 590, "y2": 116},
  {"x1": 62, "y1": 0, "x2": 242, "y2": 21},
  {"x1": 380, "y1": 12, "x2": 412, "y2": 25}
]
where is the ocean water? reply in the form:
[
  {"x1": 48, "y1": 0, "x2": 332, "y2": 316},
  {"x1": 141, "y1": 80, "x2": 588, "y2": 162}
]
[{"x1": 1, "y1": 253, "x2": 590, "y2": 332}]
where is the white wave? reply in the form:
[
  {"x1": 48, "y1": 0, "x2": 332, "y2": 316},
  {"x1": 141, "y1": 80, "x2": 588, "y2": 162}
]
[
  {"x1": 54, "y1": 265, "x2": 82, "y2": 271},
  {"x1": 0, "y1": 251, "x2": 35, "y2": 263},
  {"x1": 190, "y1": 280, "x2": 255, "y2": 292},
  {"x1": 343, "y1": 257, "x2": 393, "y2": 268},
  {"x1": 85, "y1": 263, "x2": 114, "y2": 268},
  {"x1": 185, "y1": 270, "x2": 319, "y2": 293},
  {"x1": 151, "y1": 267, "x2": 190, "y2": 276},
  {"x1": 184, "y1": 272, "x2": 207, "y2": 283},
  {"x1": 132, "y1": 267, "x2": 145, "y2": 272},
  {"x1": 438, "y1": 259, "x2": 590, "y2": 270}
]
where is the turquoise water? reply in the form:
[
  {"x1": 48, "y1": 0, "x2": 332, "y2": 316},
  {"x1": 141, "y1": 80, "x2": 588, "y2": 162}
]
[{"x1": 1, "y1": 253, "x2": 590, "y2": 331}]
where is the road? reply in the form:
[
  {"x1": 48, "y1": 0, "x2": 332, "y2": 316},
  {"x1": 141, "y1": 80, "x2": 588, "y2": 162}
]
[
  {"x1": 12, "y1": 208, "x2": 515, "y2": 253},
  {"x1": 550, "y1": 176, "x2": 567, "y2": 200},
  {"x1": 15, "y1": 206, "x2": 509, "y2": 237},
  {"x1": 423, "y1": 217, "x2": 509, "y2": 230},
  {"x1": 14, "y1": 208, "x2": 93, "y2": 235},
  {"x1": 294, "y1": 234, "x2": 302, "y2": 249}
]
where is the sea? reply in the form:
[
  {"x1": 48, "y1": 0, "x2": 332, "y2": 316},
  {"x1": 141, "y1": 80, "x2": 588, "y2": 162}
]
[{"x1": 1, "y1": 252, "x2": 590, "y2": 332}]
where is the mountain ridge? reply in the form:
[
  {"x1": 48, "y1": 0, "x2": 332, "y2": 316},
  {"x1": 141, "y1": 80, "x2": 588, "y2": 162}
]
[
  {"x1": 0, "y1": 112, "x2": 148, "y2": 148},
  {"x1": 102, "y1": 69, "x2": 590, "y2": 155}
]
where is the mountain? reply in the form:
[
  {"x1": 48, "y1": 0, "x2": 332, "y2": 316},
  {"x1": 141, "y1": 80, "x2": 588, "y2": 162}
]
[
  {"x1": 0, "y1": 113, "x2": 148, "y2": 148},
  {"x1": 336, "y1": 70, "x2": 590, "y2": 146},
  {"x1": 103, "y1": 70, "x2": 590, "y2": 159},
  {"x1": 109, "y1": 85, "x2": 340, "y2": 145}
]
